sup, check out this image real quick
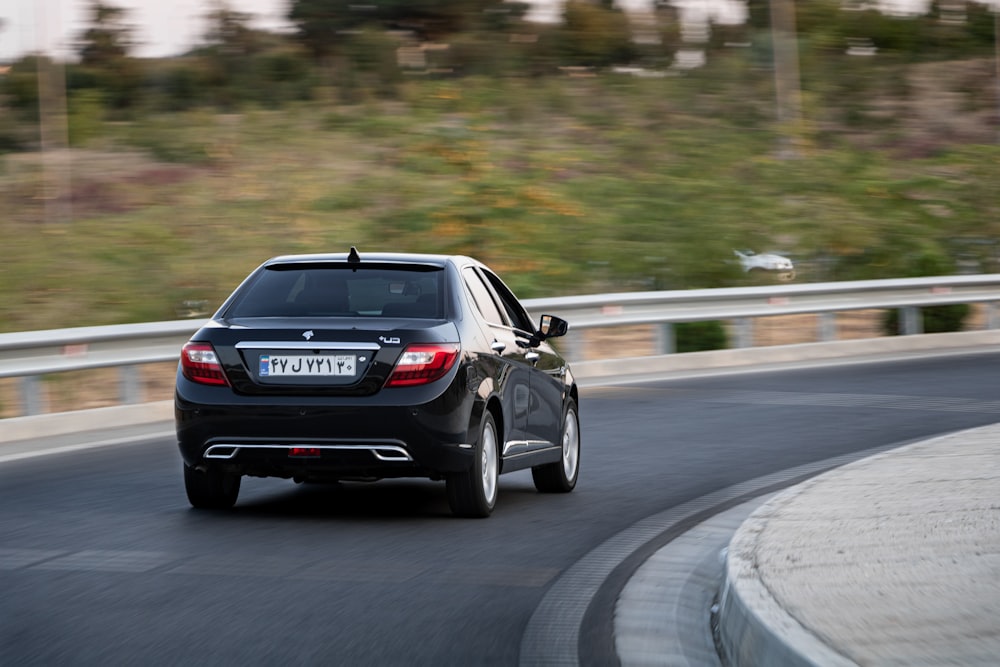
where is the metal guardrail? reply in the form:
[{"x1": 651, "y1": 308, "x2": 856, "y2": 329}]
[
  {"x1": 0, "y1": 320, "x2": 199, "y2": 416},
  {"x1": 525, "y1": 274, "x2": 1000, "y2": 358},
  {"x1": 2, "y1": 275, "x2": 999, "y2": 416}
]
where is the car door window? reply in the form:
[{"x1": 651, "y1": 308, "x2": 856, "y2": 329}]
[
  {"x1": 463, "y1": 268, "x2": 531, "y2": 443},
  {"x1": 462, "y1": 267, "x2": 507, "y2": 327},
  {"x1": 481, "y1": 270, "x2": 534, "y2": 333}
]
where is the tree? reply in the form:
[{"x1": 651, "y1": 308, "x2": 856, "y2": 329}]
[
  {"x1": 78, "y1": 1, "x2": 133, "y2": 66},
  {"x1": 74, "y1": 1, "x2": 141, "y2": 109},
  {"x1": 365, "y1": 0, "x2": 519, "y2": 38},
  {"x1": 2, "y1": 55, "x2": 43, "y2": 114},
  {"x1": 288, "y1": 0, "x2": 361, "y2": 60},
  {"x1": 557, "y1": 0, "x2": 636, "y2": 67},
  {"x1": 203, "y1": 1, "x2": 262, "y2": 56},
  {"x1": 288, "y1": 0, "x2": 526, "y2": 59}
]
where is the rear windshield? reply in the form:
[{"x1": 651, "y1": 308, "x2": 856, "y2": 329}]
[{"x1": 224, "y1": 264, "x2": 445, "y2": 319}]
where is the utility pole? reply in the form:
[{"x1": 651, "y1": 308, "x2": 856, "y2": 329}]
[
  {"x1": 35, "y1": 0, "x2": 72, "y2": 224},
  {"x1": 769, "y1": 0, "x2": 804, "y2": 157},
  {"x1": 995, "y1": 1, "x2": 999, "y2": 144}
]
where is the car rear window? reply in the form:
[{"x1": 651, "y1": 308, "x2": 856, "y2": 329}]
[{"x1": 224, "y1": 264, "x2": 445, "y2": 319}]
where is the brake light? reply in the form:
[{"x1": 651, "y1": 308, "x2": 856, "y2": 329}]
[
  {"x1": 289, "y1": 447, "x2": 321, "y2": 458},
  {"x1": 180, "y1": 342, "x2": 229, "y2": 386},
  {"x1": 385, "y1": 343, "x2": 460, "y2": 387}
]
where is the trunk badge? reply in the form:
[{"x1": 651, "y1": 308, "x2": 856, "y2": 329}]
[{"x1": 302, "y1": 330, "x2": 314, "y2": 340}]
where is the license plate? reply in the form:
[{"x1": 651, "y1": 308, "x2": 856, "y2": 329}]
[{"x1": 259, "y1": 354, "x2": 356, "y2": 377}]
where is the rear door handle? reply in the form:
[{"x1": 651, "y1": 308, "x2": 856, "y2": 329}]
[
  {"x1": 491, "y1": 341, "x2": 506, "y2": 354},
  {"x1": 525, "y1": 351, "x2": 540, "y2": 363}
]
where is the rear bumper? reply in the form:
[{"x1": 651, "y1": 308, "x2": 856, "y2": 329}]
[{"x1": 175, "y1": 377, "x2": 478, "y2": 479}]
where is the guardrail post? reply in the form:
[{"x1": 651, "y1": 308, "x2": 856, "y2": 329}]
[
  {"x1": 20, "y1": 376, "x2": 43, "y2": 416},
  {"x1": 733, "y1": 318, "x2": 754, "y2": 348},
  {"x1": 120, "y1": 365, "x2": 142, "y2": 404},
  {"x1": 560, "y1": 330, "x2": 584, "y2": 363},
  {"x1": 655, "y1": 323, "x2": 676, "y2": 354},
  {"x1": 818, "y1": 313, "x2": 837, "y2": 342},
  {"x1": 900, "y1": 306, "x2": 923, "y2": 335},
  {"x1": 988, "y1": 303, "x2": 1000, "y2": 329}
]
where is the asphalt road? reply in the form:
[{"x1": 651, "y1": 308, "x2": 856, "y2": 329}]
[{"x1": 2, "y1": 352, "x2": 998, "y2": 665}]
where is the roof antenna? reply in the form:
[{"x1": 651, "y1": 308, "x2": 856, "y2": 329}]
[{"x1": 348, "y1": 246, "x2": 360, "y2": 264}]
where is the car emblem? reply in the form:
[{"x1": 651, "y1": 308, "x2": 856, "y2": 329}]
[
  {"x1": 379, "y1": 336, "x2": 400, "y2": 345},
  {"x1": 302, "y1": 330, "x2": 314, "y2": 341}
]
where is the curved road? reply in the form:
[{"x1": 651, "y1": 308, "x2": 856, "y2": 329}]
[{"x1": 2, "y1": 352, "x2": 998, "y2": 664}]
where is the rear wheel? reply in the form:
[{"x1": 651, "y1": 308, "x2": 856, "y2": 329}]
[
  {"x1": 184, "y1": 463, "x2": 241, "y2": 509},
  {"x1": 532, "y1": 399, "x2": 580, "y2": 493},
  {"x1": 447, "y1": 412, "x2": 499, "y2": 518}
]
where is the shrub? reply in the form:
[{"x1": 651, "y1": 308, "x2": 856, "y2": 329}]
[
  {"x1": 882, "y1": 304, "x2": 970, "y2": 335},
  {"x1": 676, "y1": 321, "x2": 728, "y2": 353},
  {"x1": 557, "y1": 1, "x2": 637, "y2": 68},
  {"x1": 0, "y1": 111, "x2": 29, "y2": 153},
  {"x1": 158, "y1": 62, "x2": 207, "y2": 111},
  {"x1": 67, "y1": 90, "x2": 105, "y2": 145}
]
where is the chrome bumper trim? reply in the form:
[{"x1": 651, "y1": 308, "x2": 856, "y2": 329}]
[{"x1": 203, "y1": 443, "x2": 413, "y2": 462}]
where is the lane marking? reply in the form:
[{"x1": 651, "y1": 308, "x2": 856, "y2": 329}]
[
  {"x1": 0, "y1": 431, "x2": 174, "y2": 465},
  {"x1": 2, "y1": 547, "x2": 558, "y2": 588},
  {"x1": 587, "y1": 386, "x2": 1000, "y2": 414},
  {"x1": 30, "y1": 550, "x2": 173, "y2": 573}
]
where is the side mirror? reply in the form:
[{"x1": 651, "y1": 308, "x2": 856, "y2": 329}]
[{"x1": 538, "y1": 314, "x2": 569, "y2": 340}]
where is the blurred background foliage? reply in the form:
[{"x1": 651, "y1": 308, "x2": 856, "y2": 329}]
[{"x1": 0, "y1": 0, "x2": 999, "y2": 332}]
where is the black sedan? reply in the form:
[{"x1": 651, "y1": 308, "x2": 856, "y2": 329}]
[{"x1": 175, "y1": 249, "x2": 579, "y2": 517}]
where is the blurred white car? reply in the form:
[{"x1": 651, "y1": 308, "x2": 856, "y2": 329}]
[{"x1": 734, "y1": 250, "x2": 794, "y2": 273}]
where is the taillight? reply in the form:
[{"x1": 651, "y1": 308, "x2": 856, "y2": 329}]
[
  {"x1": 385, "y1": 343, "x2": 460, "y2": 387},
  {"x1": 180, "y1": 342, "x2": 229, "y2": 386},
  {"x1": 289, "y1": 447, "x2": 321, "y2": 458}
]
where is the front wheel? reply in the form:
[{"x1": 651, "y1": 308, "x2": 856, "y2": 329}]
[
  {"x1": 184, "y1": 463, "x2": 241, "y2": 509},
  {"x1": 446, "y1": 411, "x2": 499, "y2": 518},
  {"x1": 532, "y1": 399, "x2": 580, "y2": 493}
]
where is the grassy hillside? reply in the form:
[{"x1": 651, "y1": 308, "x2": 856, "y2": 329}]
[{"x1": 2, "y1": 56, "x2": 999, "y2": 333}]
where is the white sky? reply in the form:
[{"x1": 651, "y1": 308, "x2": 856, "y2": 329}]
[
  {"x1": 0, "y1": 0, "x2": 986, "y2": 63},
  {"x1": 0, "y1": 0, "x2": 293, "y2": 61}
]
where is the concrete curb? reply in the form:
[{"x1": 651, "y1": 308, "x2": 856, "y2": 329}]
[
  {"x1": 716, "y1": 425, "x2": 1000, "y2": 666},
  {"x1": 0, "y1": 400, "x2": 174, "y2": 444},
  {"x1": 571, "y1": 329, "x2": 1000, "y2": 380},
  {"x1": 717, "y1": 484, "x2": 856, "y2": 667}
]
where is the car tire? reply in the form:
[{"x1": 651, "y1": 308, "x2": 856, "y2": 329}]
[
  {"x1": 184, "y1": 463, "x2": 241, "y2": 509},
  {"x1": 532, "y1": 399, "x2": 580, "y2": 493},
  {"x1": 446, "y1": 411, "x2": 499, "y2": 518}
]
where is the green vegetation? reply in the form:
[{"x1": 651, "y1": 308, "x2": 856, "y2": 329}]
[
  {"x1": 1, "y1": 1, "x2": 998, "y2": 333},
  {"x1": 882, "y1": 304, "x2": 972, "y2": 335},
  {"x1": 676, "y1": 321, "x2": 729, "y2": 354}
]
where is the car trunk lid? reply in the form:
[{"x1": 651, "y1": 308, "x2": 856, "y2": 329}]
[{"x1": 208, "y1": 317, "x2": 460, "y2": 396}]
